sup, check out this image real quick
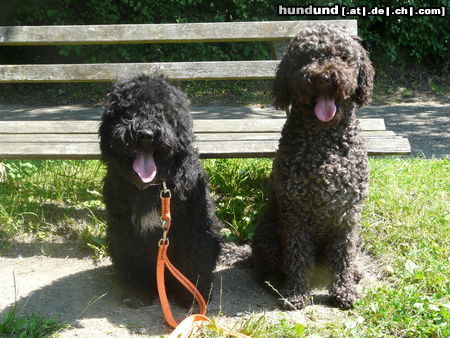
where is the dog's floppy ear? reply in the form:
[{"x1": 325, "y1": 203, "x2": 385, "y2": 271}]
[
  {"x1": 272, "y1": 56, "x2": 293, "y2": 110},
  {"x1": 102, "y1": 92, "x2": 119, "y2": 116},
  {"x1": 98, "y1": 90, "x2": 126, "y2": 154},
  {"x1": 353, "y1": 44, "x2": 375, "y2": 107}
]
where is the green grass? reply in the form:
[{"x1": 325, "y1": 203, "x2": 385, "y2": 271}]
[
  {"x1": 355, "y1": 158, "x2": 449, "y2": 337},
  {"x1": 0, "y1": 305, "x2": 68, "y2": 337},
  {"x1": 203, "y1": 158, "x2": 273, "y2": 241},
  {"x1": 0, "y1": 80, "x2": 273, "y2": 106},
  {"x1": 0, "y1": 157, "x2": 449, "y2": 336},
  {"x1": 0, "y1": 160, "x2": 106, "y2": 256},
  {"x1": 183, "y1": 79, "x2": 272, "y2": 105},
  {"x1": 197, "y1": 313, "x2": 306, "y2": 337}
]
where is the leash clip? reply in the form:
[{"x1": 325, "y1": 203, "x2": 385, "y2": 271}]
[
  {"x1": 160, "y1": 181, "x2": 172, "y2": 199},
  {"x1": 158, "y1": 238, "x2": 169, "y2": 246},
  {"x1": 160, "y1": 180, "x2": 172, "y2": 243},
  {"x1": 160, "y1": 219, "x2": 170, "y2": 231}
]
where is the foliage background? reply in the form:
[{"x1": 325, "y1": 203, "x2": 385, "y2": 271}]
[{"x1": 0, "y1": 0, "x2": 448, "y2": 66}]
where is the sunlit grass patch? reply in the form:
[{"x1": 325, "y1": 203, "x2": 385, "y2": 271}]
[
  {"x1": 0, "y1": 305, "x2": 69, "y2": 337},
  {"x1": 0, "y1": 157, "x2": 448, "y2": 336}
]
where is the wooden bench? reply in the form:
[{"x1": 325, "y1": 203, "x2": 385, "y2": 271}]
[{"x1": 0, "y1": 20, "x2": 411, "y2": 159}]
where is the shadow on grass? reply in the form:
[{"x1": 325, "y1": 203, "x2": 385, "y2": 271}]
[{"x1": 1, "y1": 201, "x2": 107, "y2": 249}]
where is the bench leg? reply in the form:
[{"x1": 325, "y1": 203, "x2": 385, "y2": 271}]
[{"x1": 0, "y1": 163, "x2": 6, "y2": 183}]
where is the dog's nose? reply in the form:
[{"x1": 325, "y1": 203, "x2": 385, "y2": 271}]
[
  {"x1": 138, "y1": 130, "x2": 154, "y2": 143},
  {"x1": 316, "y1": 74, "x2": 331, "y2": 87}
]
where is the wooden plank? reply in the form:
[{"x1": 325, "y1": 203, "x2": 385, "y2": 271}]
[
  {"x1": 0, "y1": 121, "x2": 98, "y2": 134},
  {"x1": 196, "y1": 117, "x2": 385, "y2": 132},
  {"x1": 360, "y1": 130, "x2": 396, "y2": 137},
  {"x1": 360, "y1": 118, "x2": 385, "y2": 131},
  {"x1": 0, "y1": 119, "x2": 386, "y2": 134},
  {"x1": 196, "y1": 119, "x2": 286, "y2": 133},
  {"x1": 201, "y1": 130, "x2": 396, "y2": 140},
  {"x1": 0, "y1": 21, "x2": 357, "y2": 45},
  {"x1": 364, "y1": 137, "x2": 411, "y2": 155},
  {"x1": 0, "y1": 143, "x2": 100, "y2": 159},
  {"x1": 0, "y1": 61, "x2": 279, "y2": 82},
  {"x1": 201, "y1": 138, "x2": 411, "y2": 157},
  {"x1": 0, "y1": 130, "x2": 397, "y2": 143},
  {"x1": 0, "y1": 134, "x2": 98, "y2": 142},
  {"x1": 0, "y1": 136, "x2": 411, "y2": 159}
]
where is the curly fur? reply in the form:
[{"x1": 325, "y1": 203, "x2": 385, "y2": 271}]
[
  {"x1": 252, "y1": 25, "x2": 374, "y2": 309},
  {"x1": 99, "y1": 74, "x2": 222, "y2": 307}
]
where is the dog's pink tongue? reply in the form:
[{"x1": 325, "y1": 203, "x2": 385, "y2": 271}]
[
  {"x1": 133, "y1": 151, "x2": 157, "y2": 183},
  {"x1": 314, "y1": 95, "x2": 336, "y2": 122}
]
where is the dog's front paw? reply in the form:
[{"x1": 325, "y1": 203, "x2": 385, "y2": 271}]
[
  {"x1": 280, "y1": 293, "x2": 309, "y2": 310},
  {"x1": 122, "y1": 294, "x2": 154, "y2": 308},
  {"x1": 352, "y1": 268, "x2": 363, "y2": 283},
  {"x1": 331, "y1": 286, "x2": 359, "y2": 309},
  {"x1": 173, "y1": 293, "x2": 196, "y2": 308}
]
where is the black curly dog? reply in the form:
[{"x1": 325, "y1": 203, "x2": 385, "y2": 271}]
[
  {"x1": 99, "y1": 74, "x2": 222, "y2": 307},
  {"x1": 252, "y1": 25, "x2": 374, "y2": 309}
]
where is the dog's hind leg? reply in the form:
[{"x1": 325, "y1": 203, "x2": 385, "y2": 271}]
[
  {"x1": 166, "y1": 235, "x2": 218, "y2": 308},
  {"x1": 251, "y1": 188, "x2": 284, "y2": 285},
  {"x1": 327, "y1": 210, "x2": 362, "y2": 309},
  {"x1": 278, "y1": 207, "x2": 315, "y2": 310}
]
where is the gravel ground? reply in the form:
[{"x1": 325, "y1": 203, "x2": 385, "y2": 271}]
[{"x1": 0, "y1": 242, "x2": 380, "y2": 337}]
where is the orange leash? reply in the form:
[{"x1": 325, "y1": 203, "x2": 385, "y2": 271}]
[
  {"x1": 156, "y1": 182, "x2": 252, "y2": 337},
  {"x1": 156, "y1": 182, "x2": 208, "y2": 329}
]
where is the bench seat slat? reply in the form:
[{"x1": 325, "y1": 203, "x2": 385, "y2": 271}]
[
  {"x1": 0, "y1": 21, "x2": 357, "y2": 45},
  {"x1": 0, "y1": 118, "x2": 386, "y2": 133},
  {"x1": 0, "y1": 136, "x2": 412, "y2": 159},
  {"x1": 198, "y1": 131, "x2": 397, "y2": 139},
  {"x1": 0, "y1": 130, "x2": 398, "y2": 143},
  {"x1": 199, "y1": 138, "x2": 412, "y2": 157}
]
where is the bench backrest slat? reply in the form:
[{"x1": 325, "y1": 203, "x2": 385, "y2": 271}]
[
  {"x1": 0, "y1": 20, "x2": 357, "y2": 83},
  {"x1": 0, "y1": 21, "x2": 357, "y2": 45},
  {"x1": 0, "y1": 61, "x2": 279, "y2": 82}
]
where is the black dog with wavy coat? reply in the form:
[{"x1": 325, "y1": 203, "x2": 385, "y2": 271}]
[
  {"x1": 99, "y1": 74, "x2": 222, "y2": 307},
  {"x1": 252, "y1": 25, "x2": 374, "y2": 309}
]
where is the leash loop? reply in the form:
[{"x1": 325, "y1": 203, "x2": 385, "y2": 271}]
[{"x1": 156, "y1": 181, "x2": 208, "y2": 330}]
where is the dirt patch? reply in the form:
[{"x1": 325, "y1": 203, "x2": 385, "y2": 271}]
[{"x1": 0, "y1": 241, "x2": 381, "y2": 337}]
